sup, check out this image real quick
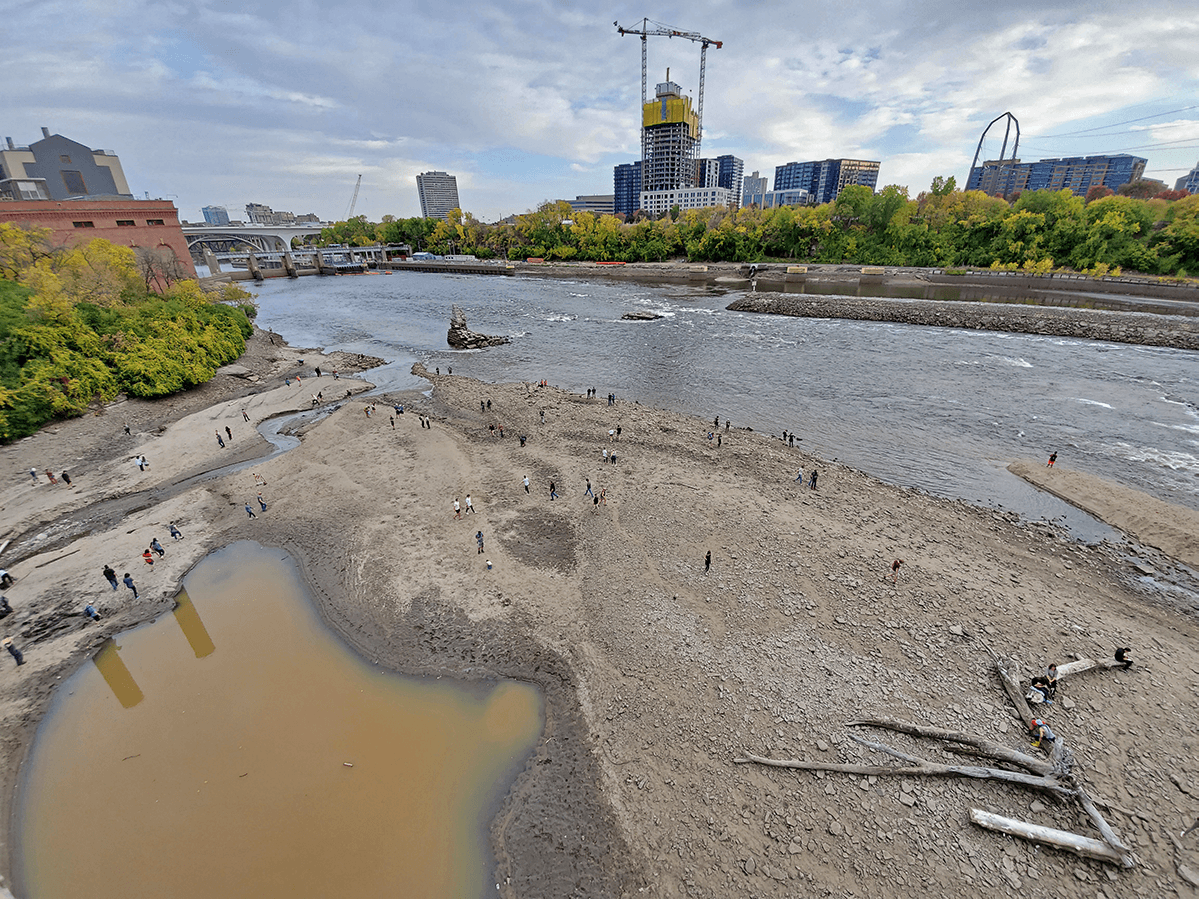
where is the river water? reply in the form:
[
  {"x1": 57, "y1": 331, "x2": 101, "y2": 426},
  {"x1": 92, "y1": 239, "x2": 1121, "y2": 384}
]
[{"x1": 251, "y1": 272, "x2": 1199, "y2": 541}]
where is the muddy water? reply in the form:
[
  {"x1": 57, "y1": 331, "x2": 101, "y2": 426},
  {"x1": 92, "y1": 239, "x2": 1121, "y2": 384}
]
[{"x1": 17, "y1": 542, "x2": 543, "y2": 899}]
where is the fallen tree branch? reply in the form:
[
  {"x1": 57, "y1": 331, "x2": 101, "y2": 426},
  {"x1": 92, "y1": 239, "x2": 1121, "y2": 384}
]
[
  {"x1": 1056, "y1": 657, "x2": 1123, "y2": 679},
  {"x1": 735, "y1": 740, "x2": 1074, "y2": 796},
  {"x1": 969, "y1": 808, "x2": 1128, "y2": 865},
  {"x1": 848, "y1": 717, "x2": 1051, "y2": 775}
]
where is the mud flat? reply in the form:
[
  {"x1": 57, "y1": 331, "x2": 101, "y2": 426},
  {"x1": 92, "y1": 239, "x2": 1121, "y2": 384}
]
[{"x1": 1, "y1": 333, "x2": 1198, "y2": 897}]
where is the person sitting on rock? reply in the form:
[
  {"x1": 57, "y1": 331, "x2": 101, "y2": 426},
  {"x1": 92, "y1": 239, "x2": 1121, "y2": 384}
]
[
  {"x1": 1029, "y1": 663, "x2": 1058, "y2": 705},
  {"x1": 1115, "y1": 647, "x2": 1134, "y2": 669}
]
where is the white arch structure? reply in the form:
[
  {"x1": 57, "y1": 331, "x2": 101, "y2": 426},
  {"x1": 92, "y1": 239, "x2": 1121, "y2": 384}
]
[{"x1": 182, "y1": 223, "x2": 326, "y2": 254}]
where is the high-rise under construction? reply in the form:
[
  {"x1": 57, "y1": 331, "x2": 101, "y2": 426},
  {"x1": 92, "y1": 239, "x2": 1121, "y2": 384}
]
[{"x1": 641, "y1": 78, "x2": 698, "y2": 192}]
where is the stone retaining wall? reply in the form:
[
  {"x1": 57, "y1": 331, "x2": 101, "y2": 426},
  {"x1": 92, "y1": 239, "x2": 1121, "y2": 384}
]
[{"x1": 727, "y1": 294, "x2": 1199, "y2": 350}]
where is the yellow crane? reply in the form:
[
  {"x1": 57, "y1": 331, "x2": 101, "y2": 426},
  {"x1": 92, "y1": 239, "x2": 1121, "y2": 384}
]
[{"x1": 615, "y1": 18, "x2": 723, "y2": 173}]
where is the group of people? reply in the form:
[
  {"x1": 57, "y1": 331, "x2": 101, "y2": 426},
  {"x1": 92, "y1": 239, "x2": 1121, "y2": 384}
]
[
  {"x1": 794, "y1": 468, "x2": 819, "y2": 490},
  {"x1": 28, "y1": 468, "x2": 72, "y2": 486}
]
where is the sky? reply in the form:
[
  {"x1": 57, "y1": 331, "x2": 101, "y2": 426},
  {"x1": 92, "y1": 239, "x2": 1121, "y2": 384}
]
[{"x1": 5, "y1": 0, "x2": 1198, "y2": 223}]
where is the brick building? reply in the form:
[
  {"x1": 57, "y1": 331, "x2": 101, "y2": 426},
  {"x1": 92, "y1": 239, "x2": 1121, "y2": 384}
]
[{"x1": 0, "y1": 199, "x2": 197, "y2": 278}]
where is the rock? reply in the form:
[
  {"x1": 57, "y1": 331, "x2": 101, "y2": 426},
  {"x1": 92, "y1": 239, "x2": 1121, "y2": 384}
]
[
  {"x1": 898, "y1": 792, "x2": 917, "y2": 807},
  {"x1": 621, "y1": 311, "x2": 662, "y2": 321},
  {"x1": 1179, "y1": 864, "x2": 1199, "y2": 887},
  {"x1": 447, "y1": 305, "x2": 510, "y2": 349},
  {"x1": 743, "y1": 856, "x2": 755, "y2": 875},
  {"x1": 217, "y1": 363, "x2": 253, "y2": 378},
  {"x1": 948, "y1": 624, "x2": 964, "y2": 636},
  {"x1": 1029, "y1": 800, "x2": 1047, "y2": 813}
]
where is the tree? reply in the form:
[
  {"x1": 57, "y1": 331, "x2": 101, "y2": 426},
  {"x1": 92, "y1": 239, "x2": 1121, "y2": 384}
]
[
  {"x1": 929, "y1": 175, "x2": 957, "y2": 197},
  {"x1": 1117, "y1": 178, "x2": 1166, "y2": 199},
  {"x1": 1085, "y1": 185, "x2": 1114, "y2": 204}
]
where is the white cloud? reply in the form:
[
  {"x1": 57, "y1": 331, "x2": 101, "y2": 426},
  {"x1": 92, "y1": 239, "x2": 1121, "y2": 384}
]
[{"x1": 2, "y1": 0, "x2": 1197, "y2": 220}]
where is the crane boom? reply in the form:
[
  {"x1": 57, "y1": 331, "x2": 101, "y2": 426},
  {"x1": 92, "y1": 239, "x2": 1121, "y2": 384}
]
[
  {"x1": 345, "y1": 174, "x2": 362, "y2": 220},
  {"x1": 615, "y1": 19, "x2": 722, "y2": 189}
]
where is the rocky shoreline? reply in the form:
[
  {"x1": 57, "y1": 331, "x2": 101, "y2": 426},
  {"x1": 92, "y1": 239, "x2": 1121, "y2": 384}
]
[
  {"x1": 2, "y1": 326, "x2": 1198, "y2": 898},
  {"x1": 727, "y1": 293, "x2": 1199, "y2": 350}
]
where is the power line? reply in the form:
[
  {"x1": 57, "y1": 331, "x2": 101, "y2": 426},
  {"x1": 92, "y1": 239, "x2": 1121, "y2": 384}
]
[{"x1": 1035, "y1": 105, "x2": 1199, "y2": 139}]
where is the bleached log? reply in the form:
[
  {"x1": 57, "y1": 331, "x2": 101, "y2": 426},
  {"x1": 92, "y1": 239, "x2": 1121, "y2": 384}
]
[
  {"x1": 848, "y1": 717, "x2": 1051, "y2": 775},
  {"x1": 995, "y1": 658, "x2": 1036, "y2": 725},
  {"x1": 1055, "y1": 658, "x2": 1123, "y2": 679},
  {"x1": 1074, "y1": 787, "x2": 1135, "y2": 866},
  {"x1": 969, "y1": 809, "x2": 1127, "y2": 865}
]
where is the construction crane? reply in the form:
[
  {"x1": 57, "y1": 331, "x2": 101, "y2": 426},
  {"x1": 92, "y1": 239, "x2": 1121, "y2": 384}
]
[
  {"x1": 615, "y1": 18, "x2": 722, "y2": 181},
  {"x1": 345, "y1": 174, "x2": 362, "y2": 220}
]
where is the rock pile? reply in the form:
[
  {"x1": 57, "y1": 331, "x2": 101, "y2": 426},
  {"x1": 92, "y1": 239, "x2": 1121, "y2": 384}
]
[{"x1": 447, "y1": 304, "x2": 509, "y2": 349}]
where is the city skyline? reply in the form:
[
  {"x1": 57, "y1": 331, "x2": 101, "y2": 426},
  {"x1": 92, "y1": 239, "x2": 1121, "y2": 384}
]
[{"x1": 6, "y1": 0, "x2": 1196, "y2": 223}]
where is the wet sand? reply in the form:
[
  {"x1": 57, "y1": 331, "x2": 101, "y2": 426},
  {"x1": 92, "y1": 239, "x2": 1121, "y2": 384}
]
[{"x1": 2, "y1": 328, "x2": 1198, "y2": 898}]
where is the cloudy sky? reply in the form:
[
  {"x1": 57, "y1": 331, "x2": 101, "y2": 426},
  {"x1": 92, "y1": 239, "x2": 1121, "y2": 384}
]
[{"x1": 7, "y1": 0, "x2": 1198, "y2": 223}]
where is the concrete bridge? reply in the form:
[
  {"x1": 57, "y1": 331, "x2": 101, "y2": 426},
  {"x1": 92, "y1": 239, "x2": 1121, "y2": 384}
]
[
  {"x1": 200, "y1": 244, "x2": 399, "y2": 282},
  {"x1": 182, "y1": 222, "x2": 326, "y2": 255}
]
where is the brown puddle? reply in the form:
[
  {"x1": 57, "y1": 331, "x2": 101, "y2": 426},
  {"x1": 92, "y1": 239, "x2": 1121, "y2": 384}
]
[{"x1": 16, "y1": 541, "x2": 543, "y2": 898}]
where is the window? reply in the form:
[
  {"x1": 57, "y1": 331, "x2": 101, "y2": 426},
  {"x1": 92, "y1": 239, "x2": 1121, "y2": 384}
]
[
  {"x1": 60, "y1": 155, "x2": 72, "y2": 164},
  {"x1": 116, "y1": 220, "x2": 135, "y2": 227},
  {"x1": 61, "y1": 170, "x2": 87, "y2": 194},
  {"x1": 146, "y1": 219, "x2": 165, "y2": 226},
  {"x1": 72, "y1": 221, "x2": 95, "y2": 228}
]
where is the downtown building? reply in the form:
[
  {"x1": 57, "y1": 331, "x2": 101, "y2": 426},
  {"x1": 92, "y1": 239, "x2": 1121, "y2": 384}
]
[
  {"x1": 1174, "y1": 160, "x2": 1199, "y2": 194},
  {"x1": 638, "y1": 79, "x2": 732, "y2": 214},
  {"x1": 773, "y1": 159, "x2": 880, "y2": 206},
  {"x1": 613, "y1": 161, "x2": 642, "y2": 217},
  {"x1": 696, "y1": 154, "x2": 745, "y2": 207},
  {"x1": 966, "y1": 154, "x2": 1147, "y2": 197},
  {"x1": 742, "y1": 170, "x2": 769, "y2": 207},
  {"x1": 416, "y1": 171, "x2": 461, "y2": 220},
  {"x1": 201, "y1": 205, "x2": 231, "y2": 226}
]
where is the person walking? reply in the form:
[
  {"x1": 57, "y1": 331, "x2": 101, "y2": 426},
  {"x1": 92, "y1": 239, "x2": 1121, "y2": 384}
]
[
  {"x1": 61, "y1": 471, "x2": 72, "y2": 486},
  {"x1": 465, "y1": 494, "x2": 475, "y2": 514},
  {"x1": 603, "y1": 448, "x2": 609, "y2": 464},
  {"x1": 476, "y1": 531, "x2": 485, "y2": 554},
  {"x1": 705, "y1": 550, "x2": 711, "y2": 573},
  {"x1": 142, "y1": 548, "x2": 155, "y2": 566},
  {"x1": 584, "y1": 479, "x2": 593, "y2": 498},
  {"x1": 523, "y1": 476, "x2": 530, "y2": 494},
  {"x1": 549, "y1": 481, "x2": 558, "y2": 500},
  {"x1": 3, "y1": 638, "x2": 24, "y2": 666},
  {"x1": 1047, "y1": 451, "x2": 1057, "y2": 467},
  {"x1": 103, "y1": 564, "x2": 119, "y2": 590},
  {"x1": 28, "y1": 467, "x2": 39, "y2": 483},
  {"x1": 795, "y1": 468, "x2": 804, "y2": 483},
  {"x1": 245, "y1": 503, "x2": 256, "y2": 519},
  {"x1": 809, "y1": 470, "x2": 818, "y2": 490},
  {"x1": 169, "y1": 522, "x2": 183, "y2": 540},
  {"x1": 45, "y1": 470, "x2": 57, "y2": 484},
  {"x1": 257, "y1": 493, "x2": 267, "y2": 512},
  {"x1": 539, "y1": 410, "x2": 546, "y2": 425},
  {"x1": 216, "y1": 430, "x2": 225, "y2": 448},
  {"x1": 453, "y1": 498, "x2": 461, "y2": 519},
  {"x1": 123, "y1": 573, "x2": 138, "y2": 599},
  {"x1": 599, "y1": 487, "x2": 607, "y2": 506},
  {"x1": 593, "y1": 493, "x2": 600, "y2": 511},
  {"x1": 242, "y1": 409, "x2": 250, "y2": 422},
  {"x1": 890, "y1": 559, "x2": 904, "y2": 584},
  {"x1": 150, "y1": 537, "x2": 165, "y2": 557}
]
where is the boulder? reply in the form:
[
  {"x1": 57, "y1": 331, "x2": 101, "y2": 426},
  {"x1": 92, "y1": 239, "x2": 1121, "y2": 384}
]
[
  {"x1": 447, "y1": 305, "x2": 510, "y2": 349},
  {"x1": 621, "y1": 311, "x2": 662, "y2": 321}
]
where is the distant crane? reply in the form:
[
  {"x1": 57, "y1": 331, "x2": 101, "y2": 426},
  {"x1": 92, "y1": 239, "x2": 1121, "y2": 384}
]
[
  {"x1": 615, "y1": 18, "x2": 723, "y2": 184},
  {"x1": 345, "y1": 174, "x2": 362, "y2": 220}
]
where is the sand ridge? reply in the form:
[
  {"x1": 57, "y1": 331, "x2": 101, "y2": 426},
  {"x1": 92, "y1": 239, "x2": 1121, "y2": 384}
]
[{"x1": 1, "y1": 332, "x2": 1198, "y2": 898}]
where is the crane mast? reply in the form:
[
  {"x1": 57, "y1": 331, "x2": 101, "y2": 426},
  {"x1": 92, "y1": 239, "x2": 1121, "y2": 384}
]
[
  {"x1": 615, "y1": 18, "x2": 722, "y2": 193},
  {"x1": 345, "y1": 174, "x2": 362, "y2": 220}
]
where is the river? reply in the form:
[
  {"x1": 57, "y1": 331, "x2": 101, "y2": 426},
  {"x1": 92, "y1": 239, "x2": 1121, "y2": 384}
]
[{"x1": 250, "y1": 271, "x2": 1199, "y2": 543}]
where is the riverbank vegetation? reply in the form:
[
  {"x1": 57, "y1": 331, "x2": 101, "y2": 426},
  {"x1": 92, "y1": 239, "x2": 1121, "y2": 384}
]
[
  {"x1": 318, "y1": 181, "x2": 1199, "y2": 278},
  {"x1": 0, "y1": 224, "x2": 254, "y2": 441}
]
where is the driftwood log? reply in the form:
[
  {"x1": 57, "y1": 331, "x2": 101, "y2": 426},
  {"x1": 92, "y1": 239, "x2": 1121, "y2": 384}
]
[
  {"x1": 970, "y1": 809, "x2": 1128, "y2": 865},
  {"x1": 735, "y1": 647, "x2": 1137, "y2": 868}
]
